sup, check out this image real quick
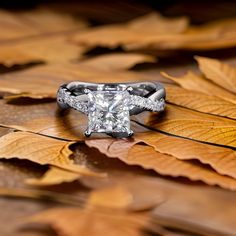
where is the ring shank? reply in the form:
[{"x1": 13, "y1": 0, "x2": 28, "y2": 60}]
[
  {"x1": 57, "y1": 81, "x2": 166, "y2": 115},
  {"x1": 66, "y1": 81, "x2": 164, "y2": 96}
]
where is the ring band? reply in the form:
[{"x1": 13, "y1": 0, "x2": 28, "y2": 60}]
[{"x1": 57, "y1": 81, "x2": 166, "y2": 138}]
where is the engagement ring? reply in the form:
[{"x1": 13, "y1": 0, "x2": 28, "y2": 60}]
[{"x1": 57, "y1": 82, "x2": 166, "y2": 138}]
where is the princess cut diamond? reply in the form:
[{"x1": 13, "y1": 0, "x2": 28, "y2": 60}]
[{"x1": 86, "y1": 89, "x2": 131, "y2": 137}]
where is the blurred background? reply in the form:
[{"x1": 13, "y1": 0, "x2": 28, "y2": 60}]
[{"x1": 1, "y1": 0, "x2": 236, "y2": 24}]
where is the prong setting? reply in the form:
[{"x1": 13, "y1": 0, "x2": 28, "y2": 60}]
[
  {"x1": 84, "y1": 130, "x2": 91, "y2": 137},
  {"x1": 84, "y1": 88, "x2": 91, "y2": 94},
  {"x1": 128, "y1": 130, "x2": 134, "y2": 137},
  {"x1": 126, "y1": 86, "x2": 133, "y2": 92}
]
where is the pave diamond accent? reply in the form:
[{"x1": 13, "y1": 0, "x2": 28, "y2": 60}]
[
  {"x1": 87, "y1": 90, "x2": 131, "y2": 135},
  {"x1": 130, "y1": 95, "x2": 165, "y2": 112},
  {"x1": 57, "y1": 88, "x2": 88, "y2": 114}
]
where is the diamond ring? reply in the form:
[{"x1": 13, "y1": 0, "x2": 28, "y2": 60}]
[{"x1": 57, "y1": 82, "x2": 166, "y2": 138}]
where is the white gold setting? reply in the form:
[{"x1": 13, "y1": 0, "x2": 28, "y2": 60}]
[{"x1": 57, "y1": 82, "x2": 166, "y2": 138}]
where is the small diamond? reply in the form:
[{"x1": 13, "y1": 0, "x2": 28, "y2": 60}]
[
  {"x1": 146, "y1": 99, "x2": 153, "y2": 109},
  {"x1": 87, "y1": 89, "x2": 131, "y2": 135}
]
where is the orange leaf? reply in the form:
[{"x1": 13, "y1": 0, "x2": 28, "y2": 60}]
[
  {"x1": 0, "y1": 36, "x2": 85, "y2": 66},
  {"x1": 0, "y1": 8, "x2": 86, "y2": 41},
  {"x1": 0, "y1": 131, "x2": 101, "y2": 177},
  {"x1": 79, "y1": 53, "x2": 156, "y2": 71},
  {"x1": 72, "y1": 14, "x2": 236, "y2": 52},
  {"x1": 161, "y1": 71, "x2": 236, "y2": 102},
  {"x1": 71, "y1": 12, "x2": 189, "y2": 48},
  {"x1": 0, "y1": 100, "x2": 85, "y2": 141},
  {"x1": 166, "y1": 86, "x2": 236, "y2": 119},
  {"x1": 135, "y1": 132, "x2": 236, "y2": 179},
  {"x1": 86, "y1": 139, "x2": 236, "y2": 191},
  {"x1": 196, "y1": 56, "x2": 236, "y2": 94},
  {"x1": 147, "y1": 104, "x2": 236, "y2": 148}
]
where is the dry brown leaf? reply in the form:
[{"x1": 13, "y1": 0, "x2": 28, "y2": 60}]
[
  {"x1": 0, "y1": 36, "x2": 85, "y2": 66},
  {"x1": 29, "y1": 207, "x2": 149, "y2": 236},
  {"x1": 86, "y1": 138, "x2": 137, "y2": 159},
  {"x1": 0, "y1": 100, "x2": 86, "y2": 141},
  {"x1": 79, "y1": 53, "x2": 156, "y2": 71},
  {"x1": 8, "y1": 109, "x2": 87, "y2": 141},
  {"x1": 0, "y1": 131, "x2": 101, "y2": 176},
  {"x1": 0, "y1": 61, "x2": 158, "y2": 99},
  {"x1": 26, "y1": 166, "x2": 80, "y2": 186},
  {"x1": 71, "y1": 12, "x2": 189, "y2": 48},
  {"x1": 196, "y1": 56, "x2": 236, "y2": 94},
  {"x1": 147, "y1": 104, "x2": 236, "y2": 148},
  {"x1": 162, "y1": 71, "x2": 236, "y2": 102},
  {"x1": 179, "y1": 17, "x2": 236, "y2": 50},
  {"x1": 128, "y1": 145, "x2": 236, "y2": 191},
  {"x1": 89, "y1": 185, "x2": 133, "y2": 210},
  {"x1": 72, "y1": 13, "x2": 236, "y2": 52},
  {"x1": 125, "y1": 17, "x2": 236, "y2": 51},
  {"x1": 0, "y1": 8, "x2": 86, "y2": 41},
  {"x1": 87, "y1": 132, "x2": 236, "y2": 179},
  {"x1": 0, "y1": 43, "x2": 154, "y2": 68},
  {"x1": 86, "y1": 139, "x2": 236, "y2": 190},
  {"x1": 135, "y1": 132, "x2": 236, "y2": 179},
  {"x1": 166, "y1": 86, "x2": 236, "y2": 119}
]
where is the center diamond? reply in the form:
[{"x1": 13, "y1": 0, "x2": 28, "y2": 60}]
[{"x1": 87, "y1": 89, "x2": 131, "y2": 137}]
